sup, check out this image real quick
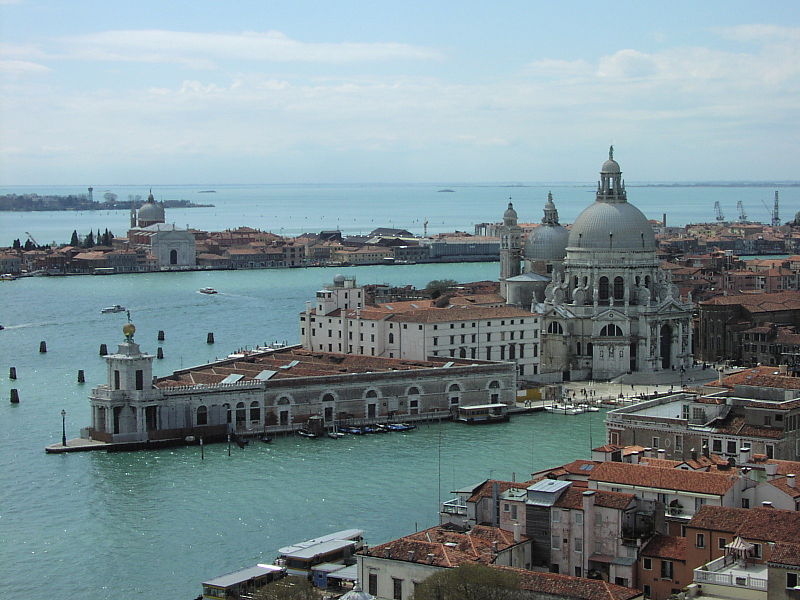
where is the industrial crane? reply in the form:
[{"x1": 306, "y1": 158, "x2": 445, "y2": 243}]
[
  {"x1": 25, "y1": 231, "x2": 39, "y2": 247},
  {"x1": 760, "y1": 191, "x2": 781, "y2": 226},
  {"x1": 736, "y1": 200, "x2": 747, "y2": 223},
  {"x1": 714, "y1": 201, "x2": 725, "y2": 222}
]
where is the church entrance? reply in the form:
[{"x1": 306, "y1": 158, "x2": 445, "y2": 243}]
[
  {"x1": 170, "y1": 249, "x2": 178, "y2": 265},
  {"x1": 660, "y1": 324, "x2": 672, "y2": 369}
]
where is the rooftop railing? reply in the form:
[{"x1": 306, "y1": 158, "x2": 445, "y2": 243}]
[{"x1": 694, "y1": 555, "x2": 768, "y2": 591}]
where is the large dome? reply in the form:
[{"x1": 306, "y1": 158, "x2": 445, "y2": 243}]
[
  {"x1": 138, "y1": 191, "x2": 165, "y2": 225},
  {"x1": 525, "y1": 224, "x2": 569, "y2": 260},
  {"x1": 567, "y1": 201, "x2": 656, "y2": 251}
]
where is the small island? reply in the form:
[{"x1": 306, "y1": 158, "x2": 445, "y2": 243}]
[{"x1": 0, "y1": 193, "x2": 214, "y2": 212}]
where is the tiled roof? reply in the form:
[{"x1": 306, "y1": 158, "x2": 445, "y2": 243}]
[
  {"x1": 720, "y1": 366, "x2": 800, "y2": 393},
  {"x1": 641, "y1": 535, "x2": 687, "y2": 561},
  {"x1": 589, "y1": 462, "x2": 736, "y2": 495},
  {"x1": 771, "y1": 459, "x2": 800, "y2": 475},
  {"x1": 701, "y1": 290, "x2": 800, "y2": 311},
  {"x1": 712, "y1": 414, "x2": 785, "y2": 439},
  {"x1": 495, "y1": 566, "x2": 642, "y2": 600},
  {"x1": 362, "y1": 525, "x2": 524, "y2": 568},
  {"x1": 768, "y1": 476, "x2": 800, "y2": 499},
  {"x1": 639, "y1": 457, "x2": 683, "y2": 469},
  {"x1": 769, "y1": 542, "x2": 800, "y2": 567},
  {"x1": 553, "y1": 488, "x2": 635, "y2": 511},
  {"x1": 389, "y1": 305, "x2": 535, "y2": 324},
  {"x1": 689, "y1": 506, "x2": 800, "y2": 542},
  {"x1": 467, "y1": 479, "x2": 536, "y2": 503}
]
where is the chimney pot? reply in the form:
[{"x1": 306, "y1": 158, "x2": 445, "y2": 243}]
[
  {"x1": 407, "y1": 551, "x2": 414, "y2": 561},
  {"x1": 788, "y1": 474, "x2": 796, "y2": 488},
  {"x1": 762, "y1": 501, "x2": 773, "y2": 508}
]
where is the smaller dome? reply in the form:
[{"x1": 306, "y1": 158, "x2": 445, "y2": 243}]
[
  {"x1": 601, "y1": 158, "x2": 620, "y2": 174},
  {"x1": 524, "y1": 224, "x2": 569, "y2": 261},
  {"x1": 503, "y1": 202, "x2": 518, "y2": 226},
  {"x1": 138, "y1": 191, "x2": 165, "y2": 225},
  {"x1": 333, "y1": 274, "x2": 346, "y2": 285},
  {"x1": 339, "y1": 585, "x2": 374, "y2": 600}
]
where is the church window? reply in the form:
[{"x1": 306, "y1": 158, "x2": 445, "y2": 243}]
[
  {"x1": 600, "y1": 324, "x2": 623, "y2": 337},
  {"x1": 459, "y1": 348, "x2": 466, "y2": 358},
  {"x1": 613, "y1": 277, "x2": 624, "y2": 300},
  {"x1": 135, "y1": 369, "x2": 144, "y2": 390},
  {"x1": 170, "y1": 249, "x2": 178, "y2": 265},
  {"x1": 114, "y1": 370, "x2": 120, "y2": 390},
  {"x1": 236, "y1": 402, "x2": 246, "y2": 424},
  {"x1": 547, "y1": 322, "x2": 564, "y2": 335},
  {"x1": 576, "y1": 342, "x2": 582, "y2": 355},
  {"x1": 388, "y1": 333, "x2": 394, "y2": 343},
  {"x1": 599, "y1": 277, "x2": 609, "y2": 301},
  {"x1": 196, "y1": 405, "x2": 208, "y2": 426}
]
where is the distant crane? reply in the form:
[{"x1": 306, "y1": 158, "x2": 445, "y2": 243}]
[
  {"x1": 737, "y1": 200, "x2": 747, "y2": 223},
  {"x1": 24, "y1": 231, "x2": 39, "y2": 247},
  {"x1": 423, "y1": 219, "x2": 429, "y2": 237},
  {"x1": 714, "y1": 201, "x2": 725, "y2": 222},
  {"x1": 760, "y1": 191, "x2": 781, "y2": 226},
  {"x1": 772, "y1": 191, "x2": 781, "y2": 227}
]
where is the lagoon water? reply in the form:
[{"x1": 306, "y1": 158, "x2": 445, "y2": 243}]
[{"x1": 0, "y1": 181, "x2": 796, "y2": 599}]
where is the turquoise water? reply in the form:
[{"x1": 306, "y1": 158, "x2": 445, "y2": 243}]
[
  {"x1": 2, "y1": 182, "x2": 797, "y2": 246},
  {"x1": 0, "y1": 265, "x2": 609, "y2": 600}
]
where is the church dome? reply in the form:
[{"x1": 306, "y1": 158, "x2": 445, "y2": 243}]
[
  {"x1": 138, "y1": 190, "x2": 165, "y2": 225},
  {"x1": 567, "y1": 201, "x2": 656, "y2": 251},
  {"x1": 524, "y1": 224, "x2": 569, "y2": 261}
]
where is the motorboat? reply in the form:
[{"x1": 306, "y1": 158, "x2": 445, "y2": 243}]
[
  {"x1": 199, "y1": 287, "x2": 218, "y2": 294},
  {"x1": 327, "y1": 431, "x2": 345, "y2": 439},
  {"x1": 100, "y1": 304, "x2": 126, "y2": 314},
  {"x1": 296, "y1": 428, "x2": 318, "y2": 438}
]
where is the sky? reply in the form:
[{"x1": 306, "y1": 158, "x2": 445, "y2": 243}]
[{"x1": 1, "y1": 1, "x2": 799, "y2": 185}]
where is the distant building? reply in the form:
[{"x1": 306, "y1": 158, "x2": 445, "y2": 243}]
[{"x1": 127, "y1": 190, "x2": 196, "y2": 268}]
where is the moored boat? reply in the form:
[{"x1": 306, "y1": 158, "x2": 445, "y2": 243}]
[
  {"x1": 199, "y1": 287, "x2": 218, "y2": 294},
  {"x1": 100, "y1": 304, "x2": 126, "y2": 314}
]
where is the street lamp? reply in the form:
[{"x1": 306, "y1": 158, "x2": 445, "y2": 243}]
[{"x1": 61, "y1": 409, "x2": 67, "y2": 446}]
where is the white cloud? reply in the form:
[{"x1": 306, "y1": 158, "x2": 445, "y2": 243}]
[
  {"x1": 58, "y1": 29, "x2": 444, "y2": 68},
  {"x1": 0, "y1": 59, "x2": 49, "y2": 74}
]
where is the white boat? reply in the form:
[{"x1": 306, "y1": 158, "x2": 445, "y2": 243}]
[
  {"x1": 100, "y1": 304, "x2": 126, "y2": 314},
  {"x1": 199, "y1": 287, "x2": 218, "y2": 294}
]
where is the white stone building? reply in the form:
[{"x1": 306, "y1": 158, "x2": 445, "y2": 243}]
[
  {"x1": 300, "y1": 275, "x2": 542, "y2": 378},
  {"x1": 499, "y1": 148, "x2": 693, "y2": 382},
  {"x1": 127, "y1": 190, "x2": 196, "y2": 268}
]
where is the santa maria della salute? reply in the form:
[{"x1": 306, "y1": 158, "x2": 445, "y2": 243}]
[{"x1": 500, "y1": 147, "x2": 693, "y2": 381}]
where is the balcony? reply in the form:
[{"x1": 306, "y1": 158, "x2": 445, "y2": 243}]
[
  {"x1": 694, "y1": 555, "x2": 768, "y2": 592},
  {"x1": 440, "y1": 498, "x2": 468, "y2": 516}
]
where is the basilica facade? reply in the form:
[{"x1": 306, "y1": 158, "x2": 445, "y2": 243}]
[{"x1": 500, "y1": 148, "x2": 693, "y2": 382}]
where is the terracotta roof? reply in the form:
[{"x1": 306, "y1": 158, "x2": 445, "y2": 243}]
[
  {"x1": 701, "y1": 290, "x2": 800, "y2": 311},
  {"x1": 589, "y1": 462, "x2": 736, "y2": 495},
  {"x1": 713, "y1": 414, "x2": 785, "y2": 439},
  {"x1": 389, "y1": 305, "x2": 536, "y2": 324},
  {"x1": 689, "y1": 506, "x2": 800, "y2": 542},
  {"x1": 553, "y1": 488, "x2": 635, "y2": 511},
  {"x1": 771, "y1": 459, "x2": 800, "y2": 475},
  {"x1": 720, "y1": 366, "x2": 800, "y2": 394},
  {"x1": 363, "y1": 525, "x2": 525, "y2": 568},
  {"x1": 641, "y1": 535, "x2": 687, "y2": 561},
  {"x1": 768, "y1": 476, "x2": 800, "y2": 499},
  {"x1": 467, "y1": 479, "x2": 536, "y2": 503},
  {"x1": 639, "y1": 457, "x2": 683, "y2": 469},
  {"x1": 495, "y1": 566, "x2": 642, "y2": 600},
  {"x1": 769, "y1": 542, "x2": 800, "y2": 567}
]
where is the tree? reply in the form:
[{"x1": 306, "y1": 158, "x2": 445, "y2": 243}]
[
  {"x1": 70, "y1": 230, "x2": 80, "y2": 246},
  {"x1": 251, "y1": 576, "x2": 318, "y2": 600},
  {"x1": 103, "y1": 192, "x2": 117, "y2": 203},
  {"x1": 411, "y1": 564, "x2": 522, "y2": 600},
  {"x1": 12, "y1": 238, "x2": 21, "y2": 250},
  {"x1": 83, "y1": 231, "x2": 94, "y2": 248},
  {"x1": 425, "y1": 279, "x2": 458, "y2": 299}
]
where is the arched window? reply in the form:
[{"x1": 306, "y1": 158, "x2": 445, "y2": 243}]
[
  {"x1": 197, "y1": 405, "x2": 208, "y2": 426},
  {"x1": 365, "y1": 389, "x2": 378, "y2": 399},
  {"x1": 277, "y1": 396, "x2": 291, "y2": 405},
  {"x1": 459, "y1": 348, "x2": 466, "y2": 358},
  {"x1": 448, "y1": 383, "x2": 461, "y2": 393},
  {"x1": 170, "y1": 249, "x2": 178, "y2": 265},
  {"x1": 613, "y1": 276, "x2": 624, "y2": 300},
  {"x1": 448, "y1": 383, "x2": 461, "y2": 406},
  {"x1": 388, "y1": 333, "x2": 394, "y2": 344},
  {"x1": 250, "y1": 401, "x2": 260, "y2": 422},
  {"x1": 576, "y1": 342, "x2": 582, "y2": 356},
  {"x1": 598, "y1": 277, "x2": 609, "y2": 301},
  {"x1": 508, "y1": 344, "x2": 516, "y2": 360},
  {"x1": 408, "y1": 386, "x2": 420, "y2": 396},
  {"x1": 322, "y1": 393, "x2": 335, "y2": 403},
  {"x1": 547, "y1": 321, "x2": 564, "y2": 335},
  {"x1": 488, "y1": 380, "x2": 501, "y2": 389},
  {"x1": 645, "y1": 275, "x2": 651, "y2": 289},
  {"x1": 236, "y1": 402, "x2": 246, "y2": 423},
  {"x1": 600, "y1": 324, "x2": 624, "y2": 336}
]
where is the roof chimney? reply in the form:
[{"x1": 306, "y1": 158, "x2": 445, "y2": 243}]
[
  {"x1": 427, "y1": 553, "x2": 435, "y2": 564},
  {"x1": 513, "y1": 522, "x2": 521, "y2": 543},
  {"x1": 630, "y1": 451, "x2": 640, "y2": 464},
  {"x1": 739, "y1": 446, "x2": 751, "y2": 464},
  {"x1": 691, "y1": 448, "x2": 697, "y2": 461},
  {"x1": 384, "y1": 546, "x2": 392, "y2": 558},
  {"x1": 407, "y1": 551, "x2": 415, "y2": 561},
  {"x1": 762, "y1": 501, "x2": 773, "y2": 508},
  {"x1": 644, "y1": 447, "x2": 653, "y2": 458},
  {"x1": 765, "y1": 463, "x2": 778, "y2": 479},
  {"x1": 492, "y1": 541, "x2": 499, "y2": 554},
  {"x1": 779, "y1": 364, "x2": 788, "y2": 375},
  {"x1": 788, "y1": 474, "x2": 796, "y2": 488},
  {"x1": 658, "y1": 449, "x2": 666, "y2": 459}
]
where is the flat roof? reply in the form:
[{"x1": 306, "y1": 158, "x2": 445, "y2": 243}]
[
  {"x1": 277, "y1": 529, "x2": 364, "y2": 555},
  {"x1": 460, "y1": 403, "x2": 507, "y2": 411},
  {"x1": 203, "y1": 564, "x2": 283, "y2": 588},
  {"x1": 281, "y1": 539, "x2": 356, "y2": 560}
]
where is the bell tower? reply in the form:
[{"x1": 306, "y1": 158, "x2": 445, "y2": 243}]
[{"x1": 499, "y1": 200, "x2": 522, "y2": 299}]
